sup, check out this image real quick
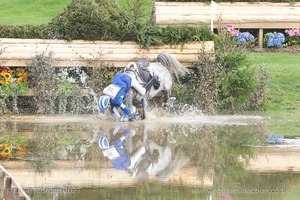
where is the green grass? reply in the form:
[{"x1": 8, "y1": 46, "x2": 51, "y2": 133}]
[
  {"x1": 0, "y1": 0, "x2": 152, "y2": 25},
  {"x1": 248, "y1": 52, "x2": 300, "y2": 111},
  {"x1": 248, "y1": 52, "x2": 300, "y2": 137},
  {"x1": 0, "y1": 0, "x2": 72, "y2": 25},
  {"x1": 284, "y1": 181, "x2": 300, "y2": 200}
]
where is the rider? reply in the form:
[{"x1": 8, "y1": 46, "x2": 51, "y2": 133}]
[
  {"x1": 98, "y1": 67, "x2": 146, "y2": 122},
  {"x1": 99, "y1": 58, "x2": 160, "y2": 122}
]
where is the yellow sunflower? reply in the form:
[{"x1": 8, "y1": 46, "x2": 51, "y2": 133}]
[
  {"x1": 15, "y1": 68, "x2": 29, "y2": 83},
  {"x1": 0, "y1": 68, "x2": 12, "y2": 83}
]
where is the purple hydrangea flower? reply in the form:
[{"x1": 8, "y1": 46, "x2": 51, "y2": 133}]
[
  {"x1": 236, "y1": 32, "x2": 255, "y2": 45},
  {"x1": 266, "y1": 32, "x2": 285, "y2": 47}
]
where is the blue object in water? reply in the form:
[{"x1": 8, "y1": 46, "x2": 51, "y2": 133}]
[
  {"x1": 267, "y1": 134, "x2": 284, "y2": 144},
  {"x1": 99, "y1": 134, "x2": 110, "y2": 149}
]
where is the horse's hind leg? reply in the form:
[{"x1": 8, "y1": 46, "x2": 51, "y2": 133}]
[{"x1": 162, "y1": 89, "x2": 171, "y2": 103}]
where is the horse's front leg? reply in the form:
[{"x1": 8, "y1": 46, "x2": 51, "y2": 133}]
[
  {"x1": 125, "y1": 89, "x2": 134, "y2": 117},
  {"x1": 141, "y1": 96, "x2": 148, "y2": 120}
]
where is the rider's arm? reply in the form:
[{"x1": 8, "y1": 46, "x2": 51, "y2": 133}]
[{"x1": 126, "y1": 74, "x2": 146, "y2": 95}]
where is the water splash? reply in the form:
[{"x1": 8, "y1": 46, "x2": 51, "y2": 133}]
[{"x1": 146, "y1": 100, "x2": 263, "y2": 126}]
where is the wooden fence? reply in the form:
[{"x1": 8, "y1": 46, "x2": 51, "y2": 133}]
[
  {"x1": 0, "y1": 38, "x2": 214, "y2": 68},
  {"x1": 0, "y1": 165, "x2": 31, "y2": 200},
  {"x1": 154, "y1": 2, "x2": 300, "y2": 48}
]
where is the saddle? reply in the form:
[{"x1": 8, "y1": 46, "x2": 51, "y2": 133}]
[
  {"x1": 136, "y1": 58, "x2": 160, "y2": 90},
  {"x1": 136, "y1": 58, "x2": 151, "y2": 83}
]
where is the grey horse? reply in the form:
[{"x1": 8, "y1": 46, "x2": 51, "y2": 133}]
[{"x1": 124, "y1": 52, "x2": 189, "y2": 120}]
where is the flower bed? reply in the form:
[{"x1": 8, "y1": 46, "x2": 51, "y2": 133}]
[{"x1": 225, "y1": 25, "x2": 300, "y2": 48}]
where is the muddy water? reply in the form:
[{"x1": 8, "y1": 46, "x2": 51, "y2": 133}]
[{"x1": 0, "y1": 113, "x2": 300, "y2": 200}]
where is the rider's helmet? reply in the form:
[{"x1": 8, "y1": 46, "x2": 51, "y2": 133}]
[
  {"x1": 98, "y1": 134, "x2": 110, "y2": 149},
  {"x1": 98, "y1": 95, "x2": 110, "y2": 112},
  {"x1": 125, "y1": 62, "x2": 138, "y2": 71}
]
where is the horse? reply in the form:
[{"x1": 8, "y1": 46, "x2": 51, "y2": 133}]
[{"x1": 124, "y1": 52, "x2": 189, "y2": 119}]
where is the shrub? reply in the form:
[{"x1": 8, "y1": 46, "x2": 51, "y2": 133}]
[
  {"x1": 28, "y1": 53, "x2": 88, "y2": 114},
  {"x1": 217, "y1": 52, "x2": 258, "y2": 111},
  {"x1": 215, "y1": 20, "x2": 259, "y2": 112},
  {"x1": 181, "y1": 52, "x2": 220, "y2": 115},
  {"x1": 28, "y1": 53, "x2": 59, "y2": 114},
  {"x1": 49, "y1": 0, "x2": 129, "y2": 41},
  {"x1": 0, "y1": 0, "x2": 212, "y2": 48}
]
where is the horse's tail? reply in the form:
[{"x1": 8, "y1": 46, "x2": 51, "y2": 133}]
[{"x1": 156, "y1": 52, "x2": 189, "y2": 83}]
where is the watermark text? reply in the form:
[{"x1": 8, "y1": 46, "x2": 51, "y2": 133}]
[
  {"x1": 25, "y1": 188, "x2": 80, "y2": 194},
  {"x1": 192, "y1": 188, "x2": 290, "y2": 195}
]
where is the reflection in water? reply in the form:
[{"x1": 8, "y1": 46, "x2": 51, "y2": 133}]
[
  {"x1": 0, "y1": 115, "x2": 300, "y2": 200},
  {"x1": 98, "y1": 125, "x2": 188, "y2": 182}
]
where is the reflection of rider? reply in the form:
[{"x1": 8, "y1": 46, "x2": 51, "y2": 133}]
[
  {"x1": 99, "y1": 125, "x2": 187, "y2": 182},
  {"x1": 98, "y1": 71, "x2": 146, "y2": 122},
  {"x1": 98, "y1": 126, "x2": 146, "y2": 171}
]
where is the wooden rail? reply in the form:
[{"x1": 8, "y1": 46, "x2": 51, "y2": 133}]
[
  {"x1": 0, "y1": 38, "x2": 214, "y2": 68},
  {"x1": 0, "y1": 165, "x2": 31, "y2": 200},
  {"x1": 154, "y1": 2, "x2": 300, "y2": 48},
  {"x1": 2, "y1": 161, "x2": 213, "y2": 188}
]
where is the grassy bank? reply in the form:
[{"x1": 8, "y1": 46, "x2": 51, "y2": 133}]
[
  {"x1": 248, "y1": 52, "x2": 300, "y2": 111},
  {"x1": 248, "y1": 52, "x2": 300, "y2": 137},
  {"x1": 0, "y1": 0, "x2": 72, "y2": 25}
]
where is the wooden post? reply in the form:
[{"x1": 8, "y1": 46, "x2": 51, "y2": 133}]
[
  {"x1": 0, "y1": 165, "x2": 31, "y2": 200},
  {"x1": 4, "y1": 176, "x2": 12, "y2": 200},
  {"x1": 11, "y1": 187, "x2": 19, "y2": 200},
  {"x1": 0, "y1": 170, "x2": 4, "y2": 199},
  {"x1": 18, "y1": 196, "x2": 26, "y2": 200},
  {"x1": 258, "y1": 28, "x2": 264, "y2": 49}
]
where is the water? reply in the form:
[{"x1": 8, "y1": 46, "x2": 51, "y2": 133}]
[{"x1": 0, "y1": 111, "x2": 299, "y2": 200}]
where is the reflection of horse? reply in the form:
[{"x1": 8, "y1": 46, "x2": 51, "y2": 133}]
[
  {"x1": 125, "y1": 52, "x2": 189, "y2": 119},
  {"x1": 133, "y1": 127, "x2": 188, "y2": 181},
  {"x1": 99, "y1": 125, "x2": 188, "y2": 182}
]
